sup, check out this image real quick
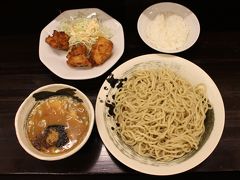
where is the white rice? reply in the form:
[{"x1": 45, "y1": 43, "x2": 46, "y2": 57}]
[{"x1": 146, "y1": 13, "x2": 189, "y2": 51}]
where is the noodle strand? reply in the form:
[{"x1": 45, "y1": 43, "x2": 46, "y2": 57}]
[{"x1": 114, "y1": 68, "x2": 211, "y2": 162}]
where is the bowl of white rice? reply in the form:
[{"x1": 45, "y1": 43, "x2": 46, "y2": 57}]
[{"x1": 137, "y1": 2, "x2": 200, "y2": 53}]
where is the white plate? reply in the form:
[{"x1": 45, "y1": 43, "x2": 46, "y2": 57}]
[
  {"x1": 95, "y1": 54, "x2": 225, "y2": 175},
  {"x1": 39, "y1": 8, "x2": 124, "y2": 80},
  {"x1": 137, "y1": 2, "x2": 200, "y2": 53}
]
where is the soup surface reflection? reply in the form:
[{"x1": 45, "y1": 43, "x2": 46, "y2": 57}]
[{"x1": 26, "y1": 95, "x2": 89, "y2": 155}]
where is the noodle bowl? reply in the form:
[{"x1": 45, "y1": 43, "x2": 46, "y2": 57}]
[
  {"x1": 113, "y1": 68, "x2": 211, "y2": 162},
  {"x1": 96, "y1": 54, "x2": 224, "y2": 175}
]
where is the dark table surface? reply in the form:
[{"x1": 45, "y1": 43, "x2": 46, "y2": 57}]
[{"x1": 0, "y1": 0, "x2": 240, "y2": 179}]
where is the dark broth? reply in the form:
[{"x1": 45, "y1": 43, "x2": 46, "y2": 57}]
[{"x1": 26, "y1": 95, "x2": 89, "y2": 155}]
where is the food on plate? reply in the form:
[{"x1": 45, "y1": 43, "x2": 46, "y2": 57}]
[
  {"x1": 66, "y1": 43, "x2": 92, "y2": 67},
  {"x1": 65, "y1": 36, "x2": 113, "y2": 67},
  {"x1": 45, "y1": 15, "x2": 113, "y2": 68},
  {"x1": 26, "y1": 95, "x2": 89, "y2": 155},
  {"x1": 59, "y1": 15, "x2": 111, "y2": 50},
  {"x1": 90, "y1": 37, "x2": 113, "y2": 65},
  {"x1": 45, "y1": 30, "x2": 70, "y2": 50},
  {"x1": 146, "y1": 13, "x2": 189, "y2": 51},
  {"x1": 110, "y1": 67, "x2": 212, "y2": 162}
]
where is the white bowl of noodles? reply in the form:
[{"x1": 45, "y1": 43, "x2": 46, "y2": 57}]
[{"x1": 95, "y1": 54, "x2": 225, "y2": 175}]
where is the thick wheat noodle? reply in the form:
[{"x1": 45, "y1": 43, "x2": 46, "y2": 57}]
[{"x1": 114, "y1": 68, "x2": 211, "y2": 162}]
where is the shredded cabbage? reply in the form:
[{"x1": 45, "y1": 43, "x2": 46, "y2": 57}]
[{"x1": 58, "y1": 16, "x2": 111, "y2": 50}]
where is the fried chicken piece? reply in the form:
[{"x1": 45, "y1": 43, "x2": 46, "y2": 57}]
[
  {"x1": 90, "y1": 37, "x2": 113, "y2": 65},
  {"x1": 67, "y1": 55, "x2": 92, "y2": 67},
  {"x1": 66, "y1": 44, "x2": 92, "y2": 67},
  {"x1": 67, "y1": 43, "x2": 88, "y2": 57},
  {"x1": 45, "y1": 30, "x2": 70, "y2": 51}
]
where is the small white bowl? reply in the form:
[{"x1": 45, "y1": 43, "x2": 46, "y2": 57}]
[
  {"x1": 137, "y1": 2, "x2": 200, "y2": 53},
  {"x1": 15, "y1": 84, "x2": 94, "y2": 161}
]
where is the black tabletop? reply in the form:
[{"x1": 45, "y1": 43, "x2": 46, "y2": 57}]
[{"x1": 0, "y1": 0, "x2": 240, "y2": 179}]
